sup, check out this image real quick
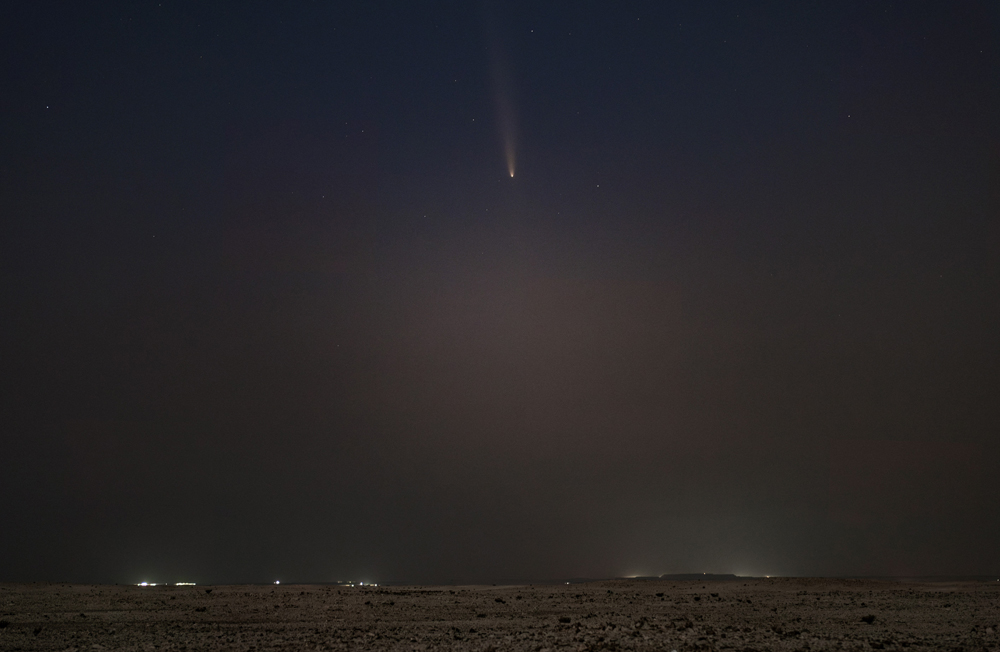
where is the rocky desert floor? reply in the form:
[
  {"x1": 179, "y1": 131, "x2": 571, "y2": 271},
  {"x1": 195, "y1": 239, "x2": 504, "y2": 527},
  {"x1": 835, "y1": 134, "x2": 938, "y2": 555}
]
[{"x1": 1, "y1": 577, "x2": 998, "y2": 651}]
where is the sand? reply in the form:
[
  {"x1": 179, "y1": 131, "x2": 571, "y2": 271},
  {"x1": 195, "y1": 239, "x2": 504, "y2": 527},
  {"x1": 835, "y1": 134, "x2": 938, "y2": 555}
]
[{"x1": 1, "y1": 577, "x2": 998, "y2": 650}]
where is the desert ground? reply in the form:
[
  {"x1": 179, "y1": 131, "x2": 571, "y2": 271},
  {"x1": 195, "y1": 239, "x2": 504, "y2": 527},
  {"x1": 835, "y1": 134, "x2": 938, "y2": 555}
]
[{"x1": 1, "y1": 577, "x2": 997, "y2": 651}]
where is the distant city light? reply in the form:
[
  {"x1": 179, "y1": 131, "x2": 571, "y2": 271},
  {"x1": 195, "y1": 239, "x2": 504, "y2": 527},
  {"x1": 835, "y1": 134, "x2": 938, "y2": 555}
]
[
  {"x1": 335, "y1": 580, "x2": 377, "y2": 587},
  {"x1": 274, "y1": 580, "x2": 280, "y2": 584},
  {"x1": 175, "y1": 583, "x2": 196, "y2": 586}
]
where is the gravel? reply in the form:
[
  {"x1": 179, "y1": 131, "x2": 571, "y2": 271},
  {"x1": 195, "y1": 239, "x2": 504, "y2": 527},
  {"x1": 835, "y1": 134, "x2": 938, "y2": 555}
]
[{"x1": 1, "y1": 577, "x2": 997, "y2": 651}]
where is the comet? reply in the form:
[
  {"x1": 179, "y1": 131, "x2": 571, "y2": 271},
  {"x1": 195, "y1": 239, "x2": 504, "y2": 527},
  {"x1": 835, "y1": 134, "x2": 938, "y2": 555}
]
[
  {"x1": 485, "y1": 4, "x2": 517, "y2": 178},
  {"x1": 497, "y1": 86, "x2": 516, "y2": 178}
]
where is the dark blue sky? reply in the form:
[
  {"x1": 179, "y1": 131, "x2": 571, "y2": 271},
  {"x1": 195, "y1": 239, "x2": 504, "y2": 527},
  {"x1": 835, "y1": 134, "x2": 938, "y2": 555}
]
[{"x1": 2, "y1": 1, "x2": 998, "y2": 584}]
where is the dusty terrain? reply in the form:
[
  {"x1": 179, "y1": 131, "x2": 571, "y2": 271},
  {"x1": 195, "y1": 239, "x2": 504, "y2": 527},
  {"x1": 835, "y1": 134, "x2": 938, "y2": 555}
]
[{"x1": 1, "y1": 578, "x2": 997, "y2": 651}]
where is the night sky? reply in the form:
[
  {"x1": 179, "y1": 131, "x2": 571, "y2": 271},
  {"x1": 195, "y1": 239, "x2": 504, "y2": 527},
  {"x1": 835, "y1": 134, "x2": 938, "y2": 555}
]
[{"x1": 2, "y1": 1, "x2": 998, "y2": 585}]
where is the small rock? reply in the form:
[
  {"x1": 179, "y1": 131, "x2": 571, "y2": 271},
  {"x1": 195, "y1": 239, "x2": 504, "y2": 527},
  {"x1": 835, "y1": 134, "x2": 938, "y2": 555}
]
[{"x1": 861, "y1": 614, "x2": 876, "y2": 624}]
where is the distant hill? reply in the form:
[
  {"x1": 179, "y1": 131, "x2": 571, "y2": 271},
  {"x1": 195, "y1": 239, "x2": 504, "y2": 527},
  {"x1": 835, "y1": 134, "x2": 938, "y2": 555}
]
[{"x1": 659, "y1": 574, "x2": 743, "y2": 581}]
